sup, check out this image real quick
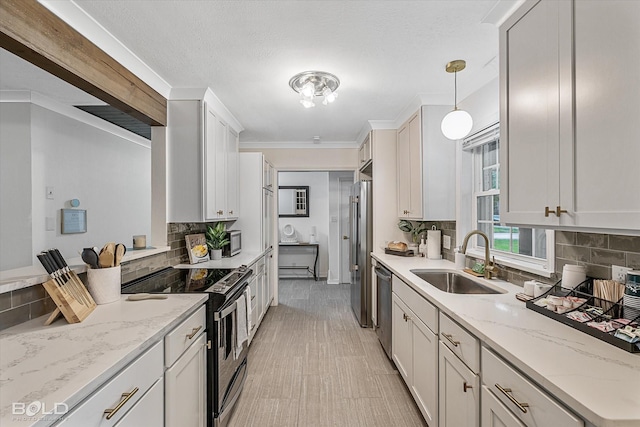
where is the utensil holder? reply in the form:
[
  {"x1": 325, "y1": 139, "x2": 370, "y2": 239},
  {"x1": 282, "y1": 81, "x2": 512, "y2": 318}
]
[{"x1": 87, "y1": 266, "x2": 121, "y2": 304}]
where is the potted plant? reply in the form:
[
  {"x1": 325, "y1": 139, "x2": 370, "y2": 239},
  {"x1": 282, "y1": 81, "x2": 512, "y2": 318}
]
[
  {"x1": 206, "y1": 222, "x2": 230, "y2": 260},
  {"x1": 398, "y1": 220, "x2": 427, "y2": 253}
]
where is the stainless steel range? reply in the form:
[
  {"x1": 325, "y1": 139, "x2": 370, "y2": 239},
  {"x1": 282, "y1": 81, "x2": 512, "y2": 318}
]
[{"x1": 121, "y1": 265, "x2": 253, "y2": 427}]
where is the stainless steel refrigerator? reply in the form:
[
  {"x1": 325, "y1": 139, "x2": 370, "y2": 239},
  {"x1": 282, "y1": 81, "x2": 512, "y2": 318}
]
[{"x1": 350, "y1": 181, "x2": 373, "y2": 327}]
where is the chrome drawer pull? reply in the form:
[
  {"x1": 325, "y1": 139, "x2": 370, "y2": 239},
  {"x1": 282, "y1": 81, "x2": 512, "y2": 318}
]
[
  {"x1": 441, "y1": 332, "x2": 460, "y2": 347},
  {"x1": 495, "y1": 383, "x2": 529, "y2": 413},
  {"x1": 104, "y1": 387, "x2": 139, "y2": 420},
  {"x1": 186, "y1": 326, "x2": 202, "y2": 340}
]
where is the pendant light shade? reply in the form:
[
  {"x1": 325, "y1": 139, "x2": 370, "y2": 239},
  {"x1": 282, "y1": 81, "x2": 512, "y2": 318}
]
[
  {"x1": 441, "y1": 109, "x2": 473, "y2": 140},
  {"x1": 441, "y1": 60, "x2": 473, "y2": 140}
]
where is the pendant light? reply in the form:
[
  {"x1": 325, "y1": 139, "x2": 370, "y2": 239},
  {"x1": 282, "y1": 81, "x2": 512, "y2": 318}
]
[{"x1": 441, "y1": 60, "x2": 473, "y2": 140}]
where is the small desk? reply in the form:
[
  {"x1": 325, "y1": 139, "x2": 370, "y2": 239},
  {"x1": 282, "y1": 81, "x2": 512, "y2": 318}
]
[{"x1": 278, "y1": 242, "x2": 319, "y2": 281}]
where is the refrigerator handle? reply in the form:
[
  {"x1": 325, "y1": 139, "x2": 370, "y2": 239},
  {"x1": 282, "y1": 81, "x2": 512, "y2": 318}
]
[{"x1": 349, "y1": 195, "x2": 356, "y2": 272}]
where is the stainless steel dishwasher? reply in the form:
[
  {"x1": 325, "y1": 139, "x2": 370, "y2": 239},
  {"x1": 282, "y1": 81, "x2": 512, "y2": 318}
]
[{"x1": 375, "y1": 264, "x2": 393, "y2": 360}]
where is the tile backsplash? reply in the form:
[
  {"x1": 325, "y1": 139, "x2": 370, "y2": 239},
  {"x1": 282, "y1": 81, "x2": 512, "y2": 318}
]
[
  {"x1": 3, "y1": 226, "x2": 637, "y2": 330},
  {"x1": 0, "y1": 222, "x2": 213, "y2": 331}
]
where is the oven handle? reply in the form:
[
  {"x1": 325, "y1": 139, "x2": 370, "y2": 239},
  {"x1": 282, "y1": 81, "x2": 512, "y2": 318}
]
[{"x1": 215, "y1": 300, "x2": 238, "y2": 321}]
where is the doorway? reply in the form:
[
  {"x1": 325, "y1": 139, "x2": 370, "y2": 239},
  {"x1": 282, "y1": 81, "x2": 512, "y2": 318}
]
[{"x1": 339, "y1": 177, "x2": 352, "y2": 284}]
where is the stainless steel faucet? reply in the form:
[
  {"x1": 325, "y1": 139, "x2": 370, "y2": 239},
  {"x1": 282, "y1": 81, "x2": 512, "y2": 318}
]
[{"x1": 460, "y1": 230, "x2": 496, "y2": 279}]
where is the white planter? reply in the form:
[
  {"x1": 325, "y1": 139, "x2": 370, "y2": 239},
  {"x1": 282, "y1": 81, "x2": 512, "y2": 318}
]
[{"x1": 210, "y1": 249, "x2": 222, "y2": 260}]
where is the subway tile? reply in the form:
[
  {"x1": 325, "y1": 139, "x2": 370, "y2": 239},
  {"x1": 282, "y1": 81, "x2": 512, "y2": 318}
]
[
  {"x1": 0, "y1": 292, "x2": 11, "y2": 311},
  {"x1": 576, "y1": 232, "x2": 608, "y2": 249},
  {"x1": 609, "y1": 235, "x2": 640, "y2": 253},
  {"x1": 12, "y1": 286, "x2": 46, "y2": 307},
  {"x1": 583, "y1": 264, "x2": 610, "y2": 280},
  {"x1": 30, "y1": 298, "x2": 56, "y2": 319},
  {"x1": 627, "y1": 252, "x2": 640, "y2": 270},
  {"x1": 0, "y1": 305, "x2": 30, "y2": 331},
  {"x1": 555, "y1": 244, "x2": 563, "y2": 258},
  {"x1": 560, "y1": 245, "x2": 590, "y2": 262},
  {"x1": 555, "y1": 258, "x2": 585, "y2": 275},
  {"x1": 590, "y1": 249, "x2": 625, "y2": 266},
  {"x1": 555, "y1": 231, "x2": 576, "y2": 245}
]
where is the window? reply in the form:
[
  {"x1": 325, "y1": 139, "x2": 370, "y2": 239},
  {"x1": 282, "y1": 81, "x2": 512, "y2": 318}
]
[{"x1": 466, "y1": 124, "x2": 554, "y2": 275}]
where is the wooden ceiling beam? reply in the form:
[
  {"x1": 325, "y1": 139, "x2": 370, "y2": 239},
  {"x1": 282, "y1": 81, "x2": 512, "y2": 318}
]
[{"x1": 0, "y1": 0, "x2": 166, "y2": 126}]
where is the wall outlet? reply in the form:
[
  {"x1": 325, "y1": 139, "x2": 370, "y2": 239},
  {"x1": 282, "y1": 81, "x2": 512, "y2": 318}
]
[
  {"x1": 46, "y1": 186, "x2": 54, "y2": 199},
  {"x1": 443, "y1": 235, "x2": 451, "y2": 250},
  {"x1": 612, "y1": 265, "x2": 631, "y2": 283}
]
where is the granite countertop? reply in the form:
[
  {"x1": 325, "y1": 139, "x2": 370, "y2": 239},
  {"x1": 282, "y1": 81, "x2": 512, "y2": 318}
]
[
  {"x1": 0, "y1": 293, "x2": 208, "y2": 427},
  {"x1": 372, "y1": 251, "x2": 640, "y2": 427},
  {"x1": 173, "y1": 249, "x2": 268, "y2": 270}
]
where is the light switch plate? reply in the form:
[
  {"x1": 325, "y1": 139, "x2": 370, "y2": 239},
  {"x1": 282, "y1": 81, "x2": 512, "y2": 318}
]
[{"x1": 443, "y1": 235, "x2": 451, "y2": 250}]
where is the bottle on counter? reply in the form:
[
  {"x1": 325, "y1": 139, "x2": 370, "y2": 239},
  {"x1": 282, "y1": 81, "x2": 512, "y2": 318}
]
[{"x1": 419, "y1": 236, "x2": 427, "y2": 258}]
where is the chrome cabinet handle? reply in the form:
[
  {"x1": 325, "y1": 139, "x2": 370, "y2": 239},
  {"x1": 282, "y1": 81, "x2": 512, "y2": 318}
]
[
  {"x1": 463, "y1": 382, "x2": 473, "y2": 392},
  {"x1": 104, "y1": 387, "x2": 139, "y2": 420},
  {"x1": 228, "y1": 210, "x2": 234, "y2": 215},
  {"x1": 217, "y1": 210, "x2": 223, "y2": 215},
  {"x1": 441, "y1": 332, "x2": 460, "y2": 347},
  {"x1": 495, "y1": 383, "x2": 529, "y2": 413},
  {"x1": 186, "y1": 326, "x2": 202, "y2": 340}
]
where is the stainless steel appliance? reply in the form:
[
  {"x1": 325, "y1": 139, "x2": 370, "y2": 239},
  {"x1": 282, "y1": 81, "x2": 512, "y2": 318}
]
[
  {"x1": 122, "y1": 265, "x2": 253, "y2": 427},
  {"x1": 222, "y1": 230, "x2": 242, "y2": 257},
  {"x1": 350, "y1": 180, "x2": 373, "y2": 327},
  {"x1": 375, "y1": 264, "x2": 393, "y2": 359}
]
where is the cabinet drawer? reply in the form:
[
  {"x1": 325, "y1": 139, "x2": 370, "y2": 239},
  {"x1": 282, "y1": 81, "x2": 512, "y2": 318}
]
[
  {"x1": 165, "y1": 305, "x2": 206, "y2": 368},
  {"x1": 482, "y1": 347, "x2": 583, "y2": 427},
  {"x1": 439, "y1": 312, "x2": 479, "y2": 373},
  {"x1": 58, "y1": 340, "x2": 163, "y2": 426},
  {"x1": 392, "y1": 275, "x2": 438, "y2": 333},
  {"x1": 114, "y1": 379, "x2": 163, "y2": 427}
]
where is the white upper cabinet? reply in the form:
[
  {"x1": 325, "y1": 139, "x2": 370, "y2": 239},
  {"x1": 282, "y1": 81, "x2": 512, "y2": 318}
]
[
  {"x1": 500, "y1": 0, "x2": 640, "y2": 233},
  {"x1": 168, "y1": 95, "x2": 240, "y2": 222},
  {"x1": 397, "y1": 106, "x2": 456, "y2": 221}
]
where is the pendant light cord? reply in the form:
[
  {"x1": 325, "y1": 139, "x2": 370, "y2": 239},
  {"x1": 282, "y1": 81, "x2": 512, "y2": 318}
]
[{"x1": 454, "y1": 69, "x2": 458, "y2": 111}]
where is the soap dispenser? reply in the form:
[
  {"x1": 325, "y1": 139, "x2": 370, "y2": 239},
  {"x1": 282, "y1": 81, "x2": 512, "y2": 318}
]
[{"x1": 419, "y1": 235, "x2": 427, "y2": 258}]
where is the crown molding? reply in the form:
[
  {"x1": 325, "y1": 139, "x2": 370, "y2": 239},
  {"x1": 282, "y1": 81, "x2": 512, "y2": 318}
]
[
  {"x1": 169, "y1": 87, "x2": 244, "y2": 134},
  {"x1": 239, "y1": 141, "x2": 357, "y2": 150}
]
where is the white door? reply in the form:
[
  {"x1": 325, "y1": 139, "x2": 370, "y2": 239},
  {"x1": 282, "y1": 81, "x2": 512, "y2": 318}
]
[
  {"x1": 391, "y1": 293, "x2": 412, "y2": 383},
  {"x1": 339, "y1": 177, "x2": 352, "y2": 283},
  {"x1": 481, "y1": 385, "x2": 526, "y2": 427},
  {"x1": 413, "y1": 317, "x2": 438, "y2": 427},
  {"x1": 439, "y1": 342, "x2": 479, "y2": 427}
]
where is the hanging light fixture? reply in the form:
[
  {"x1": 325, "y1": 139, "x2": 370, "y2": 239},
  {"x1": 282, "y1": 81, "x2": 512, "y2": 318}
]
[
  {"x1": 289, "y1": 71, "x2": 340, "y2": 108},
  {"x1": 441, "y1": 60, "x2": 473, "y2": 140}
]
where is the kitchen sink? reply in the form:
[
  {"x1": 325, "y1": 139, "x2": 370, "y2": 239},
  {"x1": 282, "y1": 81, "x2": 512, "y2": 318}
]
[{"x1": 410, "y1": 270, "x2": 506, "y2": 295}]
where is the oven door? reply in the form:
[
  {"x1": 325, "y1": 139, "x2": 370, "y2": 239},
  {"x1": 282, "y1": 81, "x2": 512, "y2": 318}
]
[{"x1": 214, "y1": 285, "x2": 249, "y2": 417}]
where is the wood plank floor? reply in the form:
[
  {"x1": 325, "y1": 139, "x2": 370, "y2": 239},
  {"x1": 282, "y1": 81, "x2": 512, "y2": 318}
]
[{"x1": 227, "y1": 279, "x2": 427, "y2": 427}]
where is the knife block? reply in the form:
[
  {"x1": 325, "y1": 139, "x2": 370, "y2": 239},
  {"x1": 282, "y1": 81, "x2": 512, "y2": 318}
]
[{"x1": 42, "y1": 271, "x2": 96, "y2": 325}]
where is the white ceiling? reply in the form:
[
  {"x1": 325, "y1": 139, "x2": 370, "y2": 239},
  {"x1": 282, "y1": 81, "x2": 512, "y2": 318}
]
[{"x1": 2, "y1": 1, "x2": 520, "y2": 145}]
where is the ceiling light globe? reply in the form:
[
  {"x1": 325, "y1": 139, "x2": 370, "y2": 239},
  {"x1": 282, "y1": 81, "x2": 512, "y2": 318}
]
[
  {"x1": 300, "y1": 98, "x2": 315, "y2": 108},
  {"x1": 441, "y1": 109, "x2": 473, "y2": 140},
  {"x1": 301, "y1": 82, "x2": 315, "y2": 98}
]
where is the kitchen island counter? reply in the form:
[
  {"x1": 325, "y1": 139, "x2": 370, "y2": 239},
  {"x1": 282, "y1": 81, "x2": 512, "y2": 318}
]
[
  {"x1": 372, "y1": 251, "x2": 640, "y2": 427},
  {"x1": 0, "y1": 293, "x2": 207, "y2": 426}
]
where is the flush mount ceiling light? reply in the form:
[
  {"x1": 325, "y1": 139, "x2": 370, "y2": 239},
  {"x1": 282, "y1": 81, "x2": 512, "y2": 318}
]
[
  {"x1": 441, "y1": 60, "x2": 473, "y2": 140},
  {"x1": 289, "y1": 71, "x2": 340, "y2": 108}
]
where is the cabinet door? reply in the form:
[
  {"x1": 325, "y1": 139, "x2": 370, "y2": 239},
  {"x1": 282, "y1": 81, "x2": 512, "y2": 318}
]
[
  {"x1": 397, "y1": 123, "x2": 411, "y2": 217},
  {"x1": 165, "y1": 333, "x2": 207, "y2": 427},
  {"x1": 204, "y1": 104, "x2": 219, "y2": 221},
  {"x1": 391, "y1": 293, "x2": 412, "y2": 382},
  {"x1": 481, "y1": 385, "x2": 525, "y2": 427},
  {"x1": 567, "y1": 0, "x2": 640, "y2": 230},
  {"x1": 114, "y1": 379, "x2": 164, "y2": 427},
  {"x1": 213, "y1": 115, "x2": 228, "y2": 219},
  {"x1": 499, "y1": 0, "x2": 562, "y2": 226},
  {"x1": 439, "y1": 342, "x2": 479, "y2": 427},
  {"x1": 371, "y1": 264, "x2": 377, "y2": 326},
  {"x1": 226, "y1": 127, "x2": 239, "y2": 219},
  {"x1": 412, "y1": 317, "x2": 438, "y2": 427},
  {"x1": 407, "y1": 112, "x2": 423, "y2": 219}
]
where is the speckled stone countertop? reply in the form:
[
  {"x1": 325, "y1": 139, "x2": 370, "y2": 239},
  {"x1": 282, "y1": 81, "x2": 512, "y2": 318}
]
[
  {"x1": 0, "y1": 293, "x2": 207, "y2": 426},
  {"x1": 372, "y1": 252, "x2": 640, "y2": 427}
]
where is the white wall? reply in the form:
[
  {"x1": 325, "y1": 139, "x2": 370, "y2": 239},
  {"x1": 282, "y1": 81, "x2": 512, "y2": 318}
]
[
  {"x1": 0, "y1": 100, "x2": 151, "y2": 269},
  {"x1": 242, "y1": 147, "x2": 358, "y2": 171},
  {"x1": 0, "y1": 103, "x2": 32, "y2": 270},
  {"x1": 456, "y1": 77, "x2": 499, "y2": 246},
  {"x1": 277, "y1": 171, "x2": 331, "y2": 278}
]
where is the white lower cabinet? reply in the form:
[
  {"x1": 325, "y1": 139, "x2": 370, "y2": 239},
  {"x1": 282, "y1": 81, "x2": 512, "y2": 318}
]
[
  {"x1": 114, "y1": 379, "x2": 164, "y2": 427},
  {"x1": 392, "y1": 278, "x2": 438, "y2": 427},
  {"x1": 481, "y1": 385, "x2": 525, "y2": 427},
  {"x1": 165, "y1": 333, "x2": 207, "y2": 427},
  {"x1": 481, "y1": 347, "x2": 583, "y2": 427},
  {"x1": 439, "y1": 342, "x2": 479, "y2": 427},
  {"x1": 56, "y1": 340, "x2": 164, "y2": 427}
]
